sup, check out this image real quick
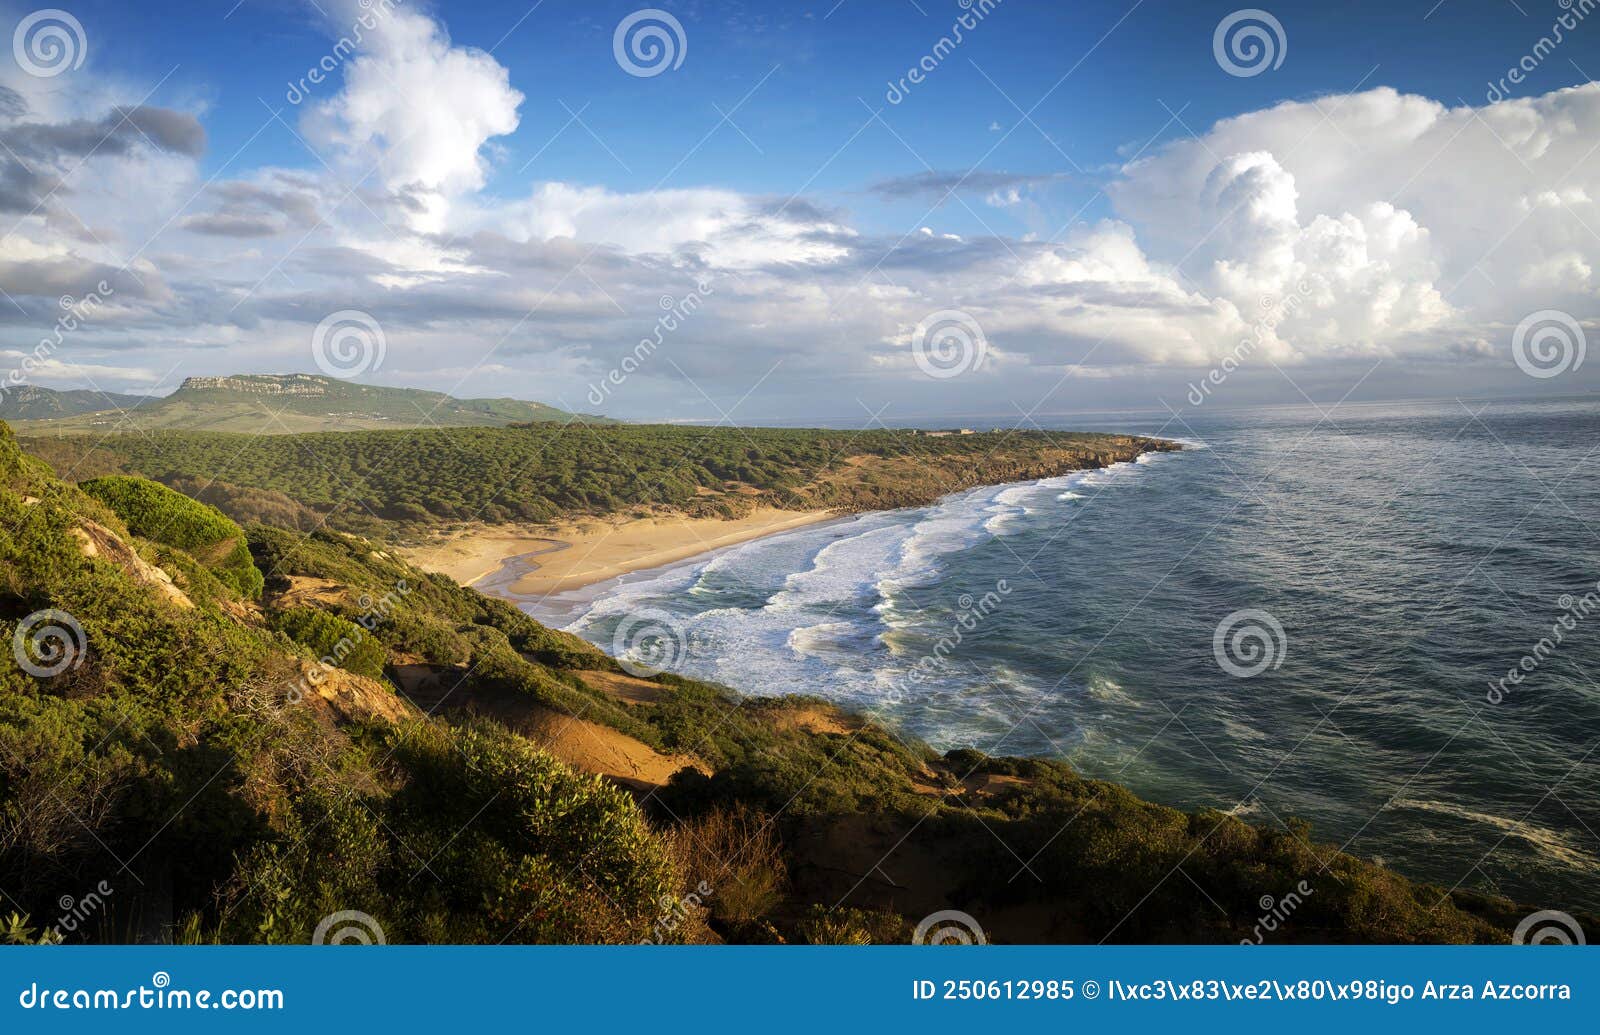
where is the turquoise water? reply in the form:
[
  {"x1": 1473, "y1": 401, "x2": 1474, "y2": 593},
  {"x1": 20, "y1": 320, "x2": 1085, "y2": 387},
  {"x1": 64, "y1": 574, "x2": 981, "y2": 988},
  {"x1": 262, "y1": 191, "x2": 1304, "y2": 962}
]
[{"x1": 519, "y1": 398, "x2": 1600, "y2": 912}]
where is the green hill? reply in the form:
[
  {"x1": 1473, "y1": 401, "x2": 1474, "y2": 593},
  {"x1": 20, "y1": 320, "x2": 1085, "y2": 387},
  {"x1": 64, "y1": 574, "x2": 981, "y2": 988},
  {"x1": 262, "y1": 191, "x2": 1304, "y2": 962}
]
[
  {"x1": 0, "y1": 419, "x2": 1563, "y2": 945},
  {"x1": 0, "y1": 384, "x2": 151, "y2": 421},
  {"x1": 9, "y1": 374, "x2": 597, "y2": 435}
]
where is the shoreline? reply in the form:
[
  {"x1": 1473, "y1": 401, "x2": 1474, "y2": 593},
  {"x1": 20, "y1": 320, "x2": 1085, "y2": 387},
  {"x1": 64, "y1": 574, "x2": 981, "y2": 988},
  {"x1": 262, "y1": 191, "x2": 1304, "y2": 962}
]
[
  {"x1": 397, "y1": 507, "x2": 841, "y2": 598},
  {"x1": 398, "y1": 440, "x2": 1180, "y2": 605}
]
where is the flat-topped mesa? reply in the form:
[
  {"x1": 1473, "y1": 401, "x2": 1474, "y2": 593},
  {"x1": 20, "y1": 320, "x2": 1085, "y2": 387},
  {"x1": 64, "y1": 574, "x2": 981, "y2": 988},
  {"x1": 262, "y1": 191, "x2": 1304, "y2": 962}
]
[{"x1": 177, "y1": 374, "x2": 333, "y2": 397}]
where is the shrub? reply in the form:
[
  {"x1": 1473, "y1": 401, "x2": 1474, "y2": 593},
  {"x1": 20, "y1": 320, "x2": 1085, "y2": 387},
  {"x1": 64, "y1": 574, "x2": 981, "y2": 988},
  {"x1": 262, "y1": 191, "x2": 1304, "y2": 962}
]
[
  {"x1": 794, "y1": 905, "x2": 905, "y2": 945},
  {"x1": 666, "y1": 804, "x2": 786, "y2": 926},
  {"x1": 385, "y1": 721, "x2": 678, "y2": 942},
  {"x1": 269, "y1": 607, "x2": 387, "y2": 681},
  {"x1": 79, "y1": 476, "x2": 263, "y2": 598}
]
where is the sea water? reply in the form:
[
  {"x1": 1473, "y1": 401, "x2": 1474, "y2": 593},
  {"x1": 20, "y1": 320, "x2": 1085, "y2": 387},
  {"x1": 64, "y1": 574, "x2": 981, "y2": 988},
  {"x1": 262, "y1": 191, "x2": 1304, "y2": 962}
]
[{"x1": 517, "y1": 397, "x2": 1600, "y2": 912}]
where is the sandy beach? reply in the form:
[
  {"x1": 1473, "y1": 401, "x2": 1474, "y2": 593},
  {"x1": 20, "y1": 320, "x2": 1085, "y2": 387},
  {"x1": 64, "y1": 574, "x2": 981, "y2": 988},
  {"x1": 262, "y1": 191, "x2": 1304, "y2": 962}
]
[{"x1": 397, "y1": 507, "x2": 838, "y2": 596}]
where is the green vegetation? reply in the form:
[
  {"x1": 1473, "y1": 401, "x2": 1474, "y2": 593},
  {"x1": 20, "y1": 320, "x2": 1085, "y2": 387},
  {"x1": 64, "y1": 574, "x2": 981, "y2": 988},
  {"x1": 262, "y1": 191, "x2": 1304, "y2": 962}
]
[
  {"x1": 79, "y1": 476, "x2": 263, "y2": 599},
  {"x1": 24, "y1": 422, "x2": 1169, "y2": 535},
  {"x1": 0, "y1": 420, "x2": 677, "y2": 944},
  {"x1": 0, "y1": 418, "x2": 1577, "y2": 945},
  {"x1": 0, "y1": 385, "x2": 147, "y2": 421},
  {"x1": 221, "y1": 720, "x2": 675, "y2": 944},
  {"x1": 11, "y1": 373, "x2": 601, "y2": 436},
  {"x1": 269, "y1": 607, "x2": 387, "y2": 681}
]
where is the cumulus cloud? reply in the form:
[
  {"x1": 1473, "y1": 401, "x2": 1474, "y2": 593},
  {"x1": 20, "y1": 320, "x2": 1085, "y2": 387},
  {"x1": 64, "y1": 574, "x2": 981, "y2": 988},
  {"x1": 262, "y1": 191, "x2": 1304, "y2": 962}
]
[
  {"x1": 5, "y1": 0, "x2": 1600, "y2": 417},
  {"x1": 1108, "y1": 85, "x2": 1600, "y2": 359},
  {"x1": 300, "y1": 0, "x2": 523, "y2": 232}
]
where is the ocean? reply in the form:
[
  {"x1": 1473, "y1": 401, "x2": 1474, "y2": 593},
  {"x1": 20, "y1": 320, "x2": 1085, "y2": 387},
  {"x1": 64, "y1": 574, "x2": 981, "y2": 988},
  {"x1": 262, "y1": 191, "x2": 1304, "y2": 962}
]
[{"x1": 516, "y1": 398, "x2": 1600, "y2": 912}]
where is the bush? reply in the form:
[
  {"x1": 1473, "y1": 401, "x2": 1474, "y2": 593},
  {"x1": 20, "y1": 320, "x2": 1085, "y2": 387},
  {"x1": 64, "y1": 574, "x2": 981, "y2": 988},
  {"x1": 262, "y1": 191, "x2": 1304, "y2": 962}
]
[
  {"x1": 79, "y1": 476, "x2": 263, "y2": 598},
  {"x1": 384, "y1": 721, "x2": 679, "y2": 942},
  {"x1": 666, "y1": 804, "x2": 786, "y2": 927},
  {"x1": 269, "y1": 607, "x2": 387, "y2": 680},
  {"x1": 795, "y1": 905, "x2": 905, "y2": 945}
]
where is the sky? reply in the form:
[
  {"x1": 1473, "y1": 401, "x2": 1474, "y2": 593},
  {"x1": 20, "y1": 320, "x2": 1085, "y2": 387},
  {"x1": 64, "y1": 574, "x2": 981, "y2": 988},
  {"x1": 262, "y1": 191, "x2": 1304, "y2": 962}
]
[{"x1": 2, "y1": 0, "x2": 1600, "y2": 422}]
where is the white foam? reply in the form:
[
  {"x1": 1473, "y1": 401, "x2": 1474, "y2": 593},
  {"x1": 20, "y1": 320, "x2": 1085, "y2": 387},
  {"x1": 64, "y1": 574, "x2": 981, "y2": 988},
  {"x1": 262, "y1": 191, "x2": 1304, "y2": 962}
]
[
  {"x1": 553, "y1": 460, "x2": 1158, "y2": 727},
  {"x1": 786, "y1": 621, "x2": 860, "y2": 657},
  {"x1": 766, "y1": 520, "x2": 912, "y2": 612}
]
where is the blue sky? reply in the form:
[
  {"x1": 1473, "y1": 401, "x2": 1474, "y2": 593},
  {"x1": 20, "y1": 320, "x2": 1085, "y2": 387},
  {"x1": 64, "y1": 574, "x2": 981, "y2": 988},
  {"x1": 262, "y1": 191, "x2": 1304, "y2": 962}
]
[
  {"x1": 3, "y1": 0, "x2": 1600, "y2": 420},
  {"x1": 93, "y1": 1, "x2": 1594, "y2": 237}
]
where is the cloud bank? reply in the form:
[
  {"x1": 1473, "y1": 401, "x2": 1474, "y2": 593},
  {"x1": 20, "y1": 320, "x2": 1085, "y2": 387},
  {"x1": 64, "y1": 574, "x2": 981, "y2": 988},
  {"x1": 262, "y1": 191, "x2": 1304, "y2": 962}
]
[{"x1": 2, "y1": 4, "x2": 1598, "y2": 416}]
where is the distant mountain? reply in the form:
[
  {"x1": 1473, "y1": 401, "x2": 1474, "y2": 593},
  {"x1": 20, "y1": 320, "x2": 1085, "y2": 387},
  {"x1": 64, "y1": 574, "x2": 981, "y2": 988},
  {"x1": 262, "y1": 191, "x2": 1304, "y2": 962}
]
[
  {"x1": 9, "y1": 374, "x2": 603, "y2": 434},
  {"x1": 0, "y1": 384, "x2": 151, "y2": 421}
]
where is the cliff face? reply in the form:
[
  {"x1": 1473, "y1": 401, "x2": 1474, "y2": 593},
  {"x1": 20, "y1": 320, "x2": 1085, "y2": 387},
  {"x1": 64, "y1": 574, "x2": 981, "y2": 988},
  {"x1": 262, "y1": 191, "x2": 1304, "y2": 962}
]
[{"x1": 174, "y1": 374, "x2": 333, "y2": 397}]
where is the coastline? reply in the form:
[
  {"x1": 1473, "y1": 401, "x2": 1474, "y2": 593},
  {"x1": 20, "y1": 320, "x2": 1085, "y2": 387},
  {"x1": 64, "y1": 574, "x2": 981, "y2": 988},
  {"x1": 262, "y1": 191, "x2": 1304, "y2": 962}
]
[
  {"x1": 398, "y1": 438, "x2": 1180, "y2": 603},
  {"x1": 398, "y1": 507, "x2": 840, "y2": 597}
]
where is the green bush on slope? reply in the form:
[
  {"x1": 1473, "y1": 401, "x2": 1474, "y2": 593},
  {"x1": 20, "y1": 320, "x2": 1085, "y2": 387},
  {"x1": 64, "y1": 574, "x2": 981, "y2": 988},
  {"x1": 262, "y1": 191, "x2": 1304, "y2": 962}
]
[
  {"x1": 218, "y1": 720, "x2": 677, "y2": 944},
  {"x1": 79, "y1": 475, "x2": 264, "y2": 599},
  {"x1": 0, "y1": 422, "x2": 685, "y2": 944},
  {"x1": 269, "y1": 607, "x2": 388, "y2": 681}
]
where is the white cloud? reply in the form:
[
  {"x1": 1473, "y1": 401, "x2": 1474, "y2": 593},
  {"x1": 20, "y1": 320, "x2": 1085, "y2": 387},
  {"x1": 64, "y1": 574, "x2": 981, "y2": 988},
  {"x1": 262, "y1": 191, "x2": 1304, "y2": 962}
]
[
  {"x1": 1108, "y1": 84, "x2": 1600, "y2": 361},
  {"x1": 6, "y1": 0, "x2": 1600, "y2": 417},
  {"x1": 301, "y1": 0, "x2": 523, "y2": 232},
  {"x1": 471, "y1": 182, "x2": 854, "y2": 267}
]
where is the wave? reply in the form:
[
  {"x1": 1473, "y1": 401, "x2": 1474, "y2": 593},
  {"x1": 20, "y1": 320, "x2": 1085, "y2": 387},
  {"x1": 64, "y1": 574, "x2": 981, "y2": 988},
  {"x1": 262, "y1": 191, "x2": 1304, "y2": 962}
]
[
  {"x1": 556, "y1": 455, "x2": 1159, "y2": 731},
  {"x1": 786, "y1": 620, "x2": 861, "y2": 657},
  {"x1": 766, "y1": 521, "x2": 910, "y2": 613},
  {"x1": 1391, "y1": 798, "x2": 1600, "y2": 873},
  {"x1": 982, "y1": 484, "x2": 1035, "y2": 535}
]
